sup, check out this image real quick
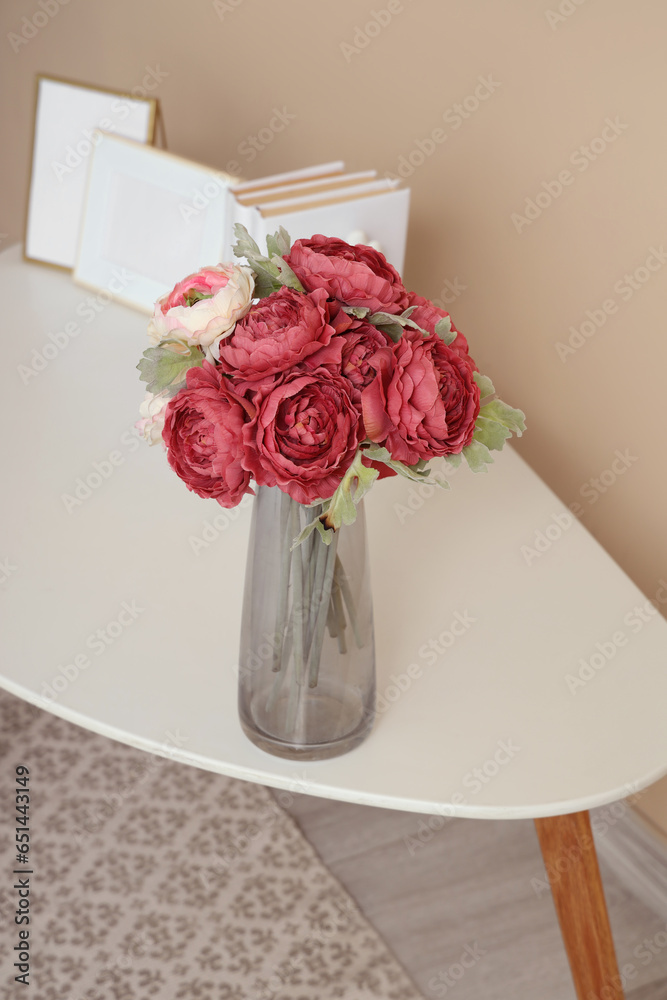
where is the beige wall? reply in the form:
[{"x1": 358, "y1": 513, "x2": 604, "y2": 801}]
[{"x1": 2, "y1": 0, "x2": 666, "y2": 823}]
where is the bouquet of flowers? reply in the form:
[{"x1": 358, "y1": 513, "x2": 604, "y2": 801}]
[
  {"x1": 137, "y1": 225, "x2": 525, "y2": 535},
  {"x1": 137, "y1": 227, "x2": 525, "y2": 754}
]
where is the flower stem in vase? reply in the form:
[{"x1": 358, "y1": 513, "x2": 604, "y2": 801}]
[
  {"x1": 326, "y1": 588, "x2": 339, "y2": 639},
  {"x1": 307, "y1": 536, "x2": 337, "y2": 688},
  {"x1": 286, "y1": 502, "x2": 305, "y2": 734},
  {"x1": 272, "y1": 490, "x2": 292, "y2": 673},
  {"x1": 300, "y1": 510, "x2": 313, "y2": 657},
  {"x1": 335, "y1": 554, "x2": 363, "y2": 648},
  {"x1": 331, "y1": 581, "x2": 348, "y2": 654}
]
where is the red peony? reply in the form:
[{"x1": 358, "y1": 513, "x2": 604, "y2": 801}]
[
  {"x1": 361, "y1": 330, "x2": 480, "y2": 464},
  {"x1": 297, "y1": 313, "x2": 393, "y2": 401},
  {"x1": 406, "y1": 292, "x2": 472, "y2": 362},
  {"x1": 285, "y1": 235, "x2": 409, "y2": 314},
  {"x1": 163, "y1": 362, "x2": 253, "y2": 508},
  {"x1": 241, "y1": 370, "x2": 363, "y2": 505},
  {"x1": 218, "y1": 285, "x2": 335, "y2": 382},
  {"x1": 339, "y1": 320, "x2": 393, "y2": 399}
]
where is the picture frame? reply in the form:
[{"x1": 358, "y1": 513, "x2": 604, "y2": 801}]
[
  {"x1": 74, "y1": 132, "x2": 239, "y2": 313},
  {"x1": 24, "y1": 75, "x2": 157, "y2": 270}
]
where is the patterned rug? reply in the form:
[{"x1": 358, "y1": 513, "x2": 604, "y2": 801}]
[{"x1": 0, "y1": 689, "x2": 423, "y2": 1000}]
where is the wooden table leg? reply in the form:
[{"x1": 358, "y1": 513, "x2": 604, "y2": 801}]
[{"x1": 534, "y1": 811, "x2": 624, "y2": 1000}]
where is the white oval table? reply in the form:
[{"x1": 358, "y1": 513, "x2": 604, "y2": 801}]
[{"x1": 2, "y1": 244, "x2": 666, "y2": 1000}]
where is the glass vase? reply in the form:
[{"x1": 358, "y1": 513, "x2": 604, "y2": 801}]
[{"x1": 238, "y1": 485, "x2": 376, "y2": 761}]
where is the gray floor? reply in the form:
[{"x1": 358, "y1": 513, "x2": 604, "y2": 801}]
[{"x1": 279, "y1": 793, "x2": 667, "y2": 999}]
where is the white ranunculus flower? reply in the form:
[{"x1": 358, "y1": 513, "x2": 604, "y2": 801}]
[
  {"x1": 136, "y1": 391, "x2": 169, "y2": 446},
  {"x1": 147, "y1": 263, "x2": 255, "y2": 350}
]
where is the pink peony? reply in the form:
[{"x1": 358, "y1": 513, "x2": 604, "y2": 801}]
[
  {"x1": 218, "y1": 286, "x2": 335, "y2": 382},
  {"x1": 148, "y1": 264, "x2": 254, "y2": 354},
  {"x1": 163, "y1": 362, "x2": 254, "y2": 508},
  {"x1": 241, "y1": 370, "x2": 362, "y2": 505},
  {"x1": 285, "y1": 235, "x2": 409, "y2": 314},
  {"x1": 406, "y1": 292, "x2": 472, "y2": 362},
  {"x1": 361, "y1": 330, "x2": 480, "y2": 464}
]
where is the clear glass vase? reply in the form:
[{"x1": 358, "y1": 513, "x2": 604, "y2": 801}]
[{"x1": 238, "y1": 485, "x2": 376, "y2": 761}]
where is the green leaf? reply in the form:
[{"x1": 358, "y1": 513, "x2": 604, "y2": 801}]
[
  {"x1": 403, "y1": 319, "x2": 429, "y2": 334},
  {"x1": 461, "y1": 439, "x2": 494, "y2": 473},
  {"x1": 369, "y1": 310, "x2": 402, "y2": 326},
  {"x1": 342, "y1": 305, "x2": 370, "y2": 320},
  {"x1": 368, "y1": 312, "x2": 404, "y2": 342},
  {"x1": 377, "y1": 321, "x2": 404, "y2": 342},
  {"x1": 473, "y1": 371, "x2": 495, "y2": 398},
  {"x1": 292, "y1": 514, "x2": 333, "y2": 549},
  {"x1": 265, "y1": 226, "x2": 292, "y2": 258},
  {"x1": 400, "y1": 306, "x2": 428, "y2": 333},
  {"x1": 473, "y1": 415, "x2": 512, "y2": 451},
  {"x1": 272, "y1": 255, "x2": 305, "y2": 292},
  {"x1": 479, "y1": 398, "x2": 526, "y2": 438},
  {"x1": 443, "y1": 452, "x2": 462, "y2": 469},
  {"x1": 252, "y1": 268, "x2": 283, "y2": 299},
  {"x1": 368, "y1": 308, "x2": 430, "y2": 341},
  {"x1": 320, "y1": 450, "x2": 380, "y2": 531},
  {"x1": 137, "y1": 343, "x2": 204, "y2": 396},
  {"x1": 362, "y1": 445, "x2": 448, "y2": 486},
  {"x1": 434, "y1": 316, "x2": 455, "y2": 345},
  {"x1": 231, "y1": 223, "x2": 304, "y2": 296},
  {"x1": 232, "y1": 224, "x2": 262, "y2": 261}
]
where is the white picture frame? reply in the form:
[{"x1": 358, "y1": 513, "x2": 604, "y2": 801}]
[
  {"x1": 74, "y1": 133, "x2": 238, "y2": 313},
  {"x1": 24, "y1": 75, "x2": 157, "y2": 270}
]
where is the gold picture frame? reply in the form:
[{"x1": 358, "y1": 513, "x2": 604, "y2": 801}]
[{"x1": 24, "y1": 74, "x2": 158, "y2": 272}]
